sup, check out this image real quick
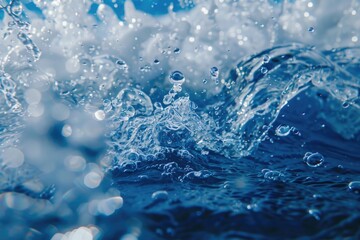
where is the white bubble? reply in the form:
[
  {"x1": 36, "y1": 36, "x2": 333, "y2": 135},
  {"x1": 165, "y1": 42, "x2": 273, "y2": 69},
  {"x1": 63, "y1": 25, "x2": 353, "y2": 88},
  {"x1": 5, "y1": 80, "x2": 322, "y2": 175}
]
[
  {"x1": 94, "y1": 110, "x2": 105, "y2": 121},
  {"x1": 84, "y1": 171, "x2": 102, "y2": 189},
  {"x1": 2, "y1": 147, "x2": 25, "y2": 168},
  {"x1": 62, "y1": 124, "x2": 72, "y2": 137},
  {"x1": 68, "y1": 227, "x2": 93, "y2": 240}
]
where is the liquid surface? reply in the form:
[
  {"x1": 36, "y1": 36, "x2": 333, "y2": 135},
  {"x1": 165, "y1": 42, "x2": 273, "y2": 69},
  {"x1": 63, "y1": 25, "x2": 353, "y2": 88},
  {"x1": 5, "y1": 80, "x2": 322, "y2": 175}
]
[{"x1": 0, "y1": 0, "x2": 359, "y2": 239}]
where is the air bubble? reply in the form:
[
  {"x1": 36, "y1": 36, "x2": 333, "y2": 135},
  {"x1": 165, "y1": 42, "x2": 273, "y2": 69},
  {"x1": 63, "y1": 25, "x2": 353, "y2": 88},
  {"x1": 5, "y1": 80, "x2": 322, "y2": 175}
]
[
  {"x1": 94, "y1": 110, "x2": 105, "y2": 121},
  {"x1": 342, "y1": 101, "x2": 350, "y2": 108},
  {"x1": 151, "y1": 190, "x2": 169, "y2": 201},
  {"x1": 303, "y1": 152, "x2": 324, "y2": 167},
  {"x1": 275, "y1": 125, "x2": 292, "y2": 136},
  {"x1": 348, "y1": 181, "x2": 360, "y2": 193},
  {"x1": 263, "y1": 54, "x2": 271, "y2": 63},
  {"x1": 169, "y1": 71, "x2": 185, "y2": 84},
  {"x1": 260, "y1": 66, "x2": 268, "y2": 74}
]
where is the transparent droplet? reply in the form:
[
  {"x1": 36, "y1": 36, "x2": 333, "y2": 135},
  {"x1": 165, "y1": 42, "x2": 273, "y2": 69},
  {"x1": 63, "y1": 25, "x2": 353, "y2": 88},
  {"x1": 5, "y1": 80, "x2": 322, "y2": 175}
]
[
  {"x1": 154, "y1": 59, "x2": 160, "y2": 64},
  {"x1": 94, "y1": 110, "x2": 105, "y2": 121},
  {"x1": 210, "y1": 67, "x2": 219, "y2": 78},
  {"x1": 61, "y1": 124, "x2": 72, "y2": 137},
  {"x1": 151, "y1": 190, "x2": 168, "y2": 201},
  {"x1": 348, "y1": 181, "x2": 360, "y2": 193},
  {"x1": 115, "y1": 59, "x2": 128, "y2": 70},
  {"x1": 260, "y1": 66, "x2": 268, "y2": 74},
  {"x1": 303, "y1": 152, "x2": 324, "y2": 167},
  {"x1": 174, "y1": 48, "x2": 181, "y2": 54},
  {"x1": 308, "y1": 27, "x2": 315, "y2": 32},
  {"x1": 342, "y1": 101, "x2": 350, "y2": 108},
  {"x1": 275, "y1": 125, "x2": 292, "y2": 137},
  {"x1": 263, "y1": 54, "x2": 271, "y2": 63},
  {"x1": 169, "y1": 71, "x2": 185, "y2": 84}
]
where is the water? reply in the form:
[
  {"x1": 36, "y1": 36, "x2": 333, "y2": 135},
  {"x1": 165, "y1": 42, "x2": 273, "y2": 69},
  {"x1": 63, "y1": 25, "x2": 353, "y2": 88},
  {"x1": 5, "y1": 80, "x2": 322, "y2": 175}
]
[{"x1": 0, "y1": 0, "x2": 360, "y2": 239}]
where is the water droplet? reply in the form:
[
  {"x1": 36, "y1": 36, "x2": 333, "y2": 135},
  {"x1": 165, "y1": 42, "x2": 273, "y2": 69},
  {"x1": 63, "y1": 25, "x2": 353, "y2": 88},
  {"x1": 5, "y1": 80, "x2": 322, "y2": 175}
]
[
  {"x1": 61, "y1": 124, "x2": 72, "y2": 137},
  {"x1": 169, "y1": 71, "x2": 185, "y2": 84},
  {"x1": 263, "y1": 54, "x2": 271, "y2": 63},
  {"x1": 210, "y1": 67, "x2": 219, "y2": 78},
  {"x1": 348, "y1": 181, "x2": 360, "y2": 193},
  {"x1": 264, "y1": 170, "x2": 283, "y2": 181},
  {"x1": 342, "y1": 101, "x2": 350, "y2": 108},
  {"x1": 115, "y1": 59, "x2": 128, "y2": 70},
  {"x1": 151, "y1": 190, "x2": 168, "y2": 201},
  {"x1": 260, "y1": 66, "x2": 268, "y2": 74},
  {"x1": 174, "y1": 48, "x2": 181, "y2": 54},
  {"x1": 94, "y1": 110, "x2": 105, "y2": 121},
  {"x1": 303, "y1": 152, "x2": 324, "y2": 167},
  {"x1": 275, "y1": 125, "x2": 292, "y2": 136},
  {"x1": 308, "y1": 209, "x2": 321, "y2": 220},
  {"x1": 154, "y1": 59, "x2": 160, "y2": 64},
  {"x1": 308, "y1": 27, "x2": 315, "y2": 32},
  {"x1": 202, "y1": 79, "x2": 208, "y2": 84}
]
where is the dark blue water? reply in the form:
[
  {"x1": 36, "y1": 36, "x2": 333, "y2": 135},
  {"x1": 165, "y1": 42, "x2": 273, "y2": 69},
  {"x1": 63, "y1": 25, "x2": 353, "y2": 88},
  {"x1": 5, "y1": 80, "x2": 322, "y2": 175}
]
[{"x1": 0, "y1": 0, "x2": 359, "y2": 239}]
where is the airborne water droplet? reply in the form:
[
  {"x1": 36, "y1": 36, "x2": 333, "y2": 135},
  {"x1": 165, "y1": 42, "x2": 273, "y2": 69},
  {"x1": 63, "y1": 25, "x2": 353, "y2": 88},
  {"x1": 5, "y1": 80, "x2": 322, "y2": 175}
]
[
  {"x1": 260, "y1": 66, "x2": 268, "y2": 74},
  {"x1": 308, "y1": 27, "x2": 315, "y2": 32},
  {"x1": 275, "y1": 125, "x2": 292, "y2": 137},
  {"x1": 263, "y1": 54, "x2": 271, "y2": 63},
  {"x1": 169, "y1": 71, "x2": 185, "y2": 84},
  {"x1": 210, "y1": 66, "x2": 219, "y2": 78}
]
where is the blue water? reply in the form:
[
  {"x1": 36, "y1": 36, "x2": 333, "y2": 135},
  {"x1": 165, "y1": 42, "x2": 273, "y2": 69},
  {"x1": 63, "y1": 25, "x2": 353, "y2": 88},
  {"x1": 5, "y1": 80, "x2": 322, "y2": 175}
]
[{"x1": 0, "y1": 0, "x2": 359, "y2": 239}]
